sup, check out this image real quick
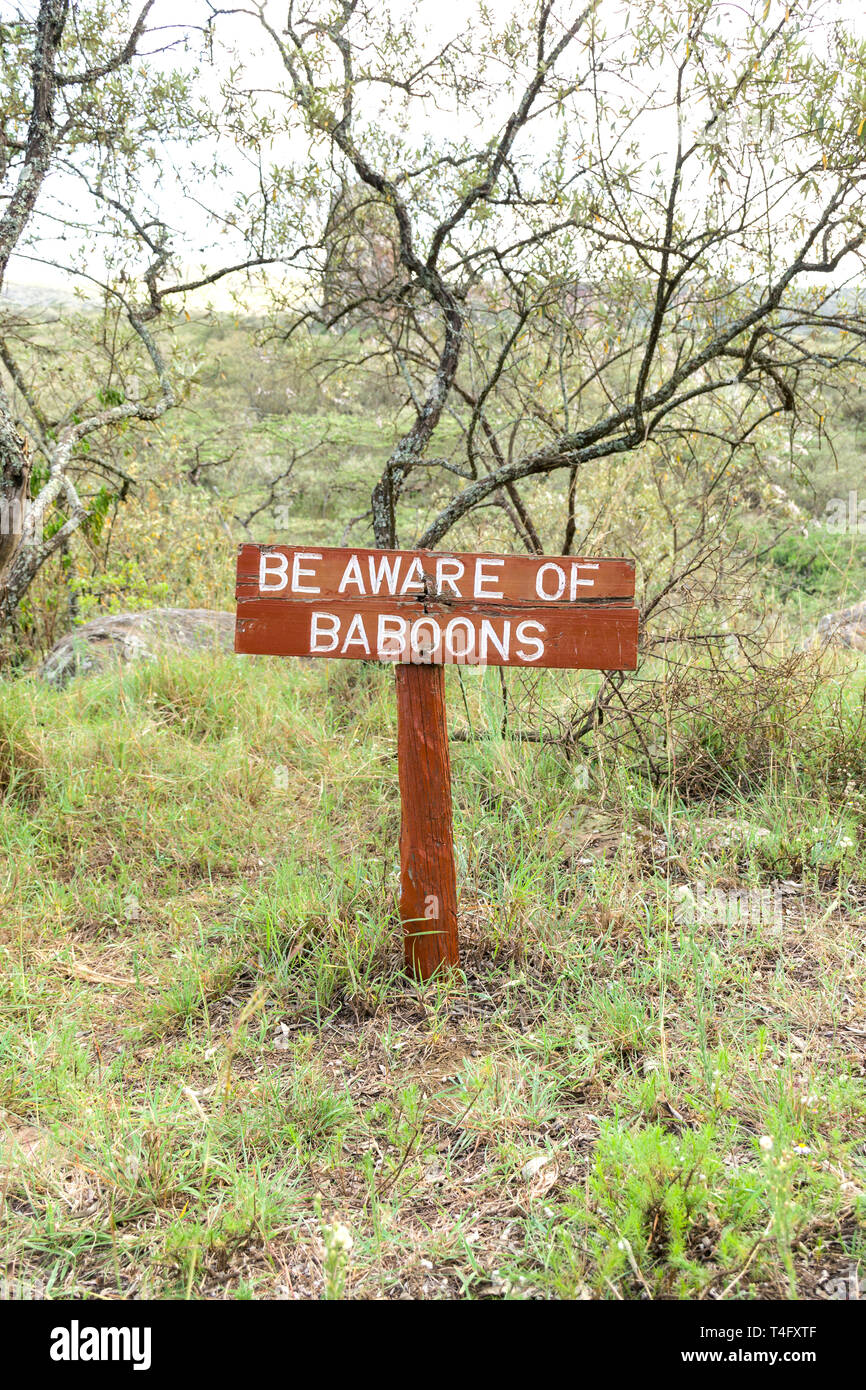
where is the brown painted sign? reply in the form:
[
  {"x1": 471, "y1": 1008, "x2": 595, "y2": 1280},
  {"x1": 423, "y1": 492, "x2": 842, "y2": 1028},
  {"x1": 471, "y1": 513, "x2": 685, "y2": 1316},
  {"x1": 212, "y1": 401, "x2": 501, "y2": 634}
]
[
  {"x1": 235, "y1": 545, "x2": 638, "y2": 670},
  {"x1": 234, "y1": 543, "x2": 639, "y2": 980},
  {"x1": 236, "y1": 544, "x2": 635, "y2": 603}
]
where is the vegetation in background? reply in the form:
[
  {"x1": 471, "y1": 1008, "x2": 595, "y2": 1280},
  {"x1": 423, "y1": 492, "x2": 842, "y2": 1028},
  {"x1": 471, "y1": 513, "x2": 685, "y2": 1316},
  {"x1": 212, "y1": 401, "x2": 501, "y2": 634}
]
[{"x1": 4, "y1": 0, "x2": 866, "y2": 696}]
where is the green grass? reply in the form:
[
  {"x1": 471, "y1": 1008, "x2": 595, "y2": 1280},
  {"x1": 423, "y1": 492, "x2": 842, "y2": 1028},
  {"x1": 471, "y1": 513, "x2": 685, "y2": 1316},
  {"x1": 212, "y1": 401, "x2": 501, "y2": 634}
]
[
  {"x1": 0, "y1": 650, "x2": 864, "y2": 1299},
  {"x1": 765, "y1": 528, "x2": 866, "y2": 626}
]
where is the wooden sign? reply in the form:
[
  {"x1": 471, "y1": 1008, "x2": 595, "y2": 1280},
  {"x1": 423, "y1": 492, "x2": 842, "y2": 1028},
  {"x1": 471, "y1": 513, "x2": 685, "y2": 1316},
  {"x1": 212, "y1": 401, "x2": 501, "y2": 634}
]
[
  {"x1": 235, "y1": 545, "x2": 638, "y2": 978},
  {"x1": 236, "y1": 545, "x2": 638, "y2": 668}
]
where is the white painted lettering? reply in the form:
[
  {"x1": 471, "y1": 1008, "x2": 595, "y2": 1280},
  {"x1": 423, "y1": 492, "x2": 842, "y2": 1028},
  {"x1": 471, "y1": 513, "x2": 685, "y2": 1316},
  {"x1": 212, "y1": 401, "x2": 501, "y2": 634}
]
[
  {"x1": 310, "y1": 612, "x2": 340, "y2": 652},
  {"x1": 536, "y1": 562, "x2": 566, "y2": 600},
  {"x1": 259, "y1": 551, "x2": 289, "y2": 592},
  {"x1": 410, "y1": 617, "x2": 442, "y2": 661},
  {"x1": 399, "y1": 557, "x2": 425, "y2": 594},
  {"x1": 368, "y1": 554, "x2": 402, "y2": 595},
  {"x1": 435, "y1": 556, "x2": 465, "y2": 596},
  {"x1": 377, "y1": 613, "x2": 407, "y2": 659},
  {"x1": 473, "y1": 557, "x2": 505, "y2": 598},
  {"x1": 341, "y1": 612, "x2": 371, "y2": 654},
  {"x1": 480, "y1": 619, "x2": 510, "y2": 662},
  {"x1": 569, "y1": 560, "x2": 598, "y2": 599},
  {"x1": 445, "y1": 616, "x2": 475, "y2": 663},
  {"x1": 515, "y1": 620, "x2": 545, "y2": 662},
  {"x1": 291, "y1": 551, "x2": 321, "y2": 594},
  {"x1": 338, "y1": 554, "x2": 365, "y2": 594}
]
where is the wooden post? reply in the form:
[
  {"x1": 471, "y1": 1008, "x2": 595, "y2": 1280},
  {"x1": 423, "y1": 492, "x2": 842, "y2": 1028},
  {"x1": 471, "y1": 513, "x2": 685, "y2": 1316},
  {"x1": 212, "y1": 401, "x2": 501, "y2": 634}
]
[{"x1": 395, "y1": 662, "x2": 459, "y2": 980}]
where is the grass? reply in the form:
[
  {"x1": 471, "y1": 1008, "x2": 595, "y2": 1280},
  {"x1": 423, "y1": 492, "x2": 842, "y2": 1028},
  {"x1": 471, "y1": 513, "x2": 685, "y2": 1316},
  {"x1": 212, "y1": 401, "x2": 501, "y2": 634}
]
[
  {"x1": 763, "y1": 527, "x2": 866, "y2": 626},
  {"x1": 0, "y1": 650, "x2": 864, "y2": 1299}
]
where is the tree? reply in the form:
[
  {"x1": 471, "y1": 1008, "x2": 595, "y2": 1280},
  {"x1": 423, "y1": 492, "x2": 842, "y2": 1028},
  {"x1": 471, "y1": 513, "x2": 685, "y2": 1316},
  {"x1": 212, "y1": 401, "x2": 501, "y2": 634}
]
[
  {"x1": 0, "y1": 0, "x2": 279, "y2": 642},
  {"x1": 214, "y1": 0, "x2": 866, "y2": 598}
]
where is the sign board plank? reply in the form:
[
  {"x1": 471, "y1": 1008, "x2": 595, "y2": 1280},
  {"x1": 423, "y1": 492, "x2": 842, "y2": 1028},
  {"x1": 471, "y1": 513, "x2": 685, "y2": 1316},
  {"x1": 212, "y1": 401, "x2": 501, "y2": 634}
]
[
  {"x1": 235, "y1": 598, "x2": 639, "y2": 670},
  {"x1": 236, "y1": 544, "x2": 635, "y2": 606}
]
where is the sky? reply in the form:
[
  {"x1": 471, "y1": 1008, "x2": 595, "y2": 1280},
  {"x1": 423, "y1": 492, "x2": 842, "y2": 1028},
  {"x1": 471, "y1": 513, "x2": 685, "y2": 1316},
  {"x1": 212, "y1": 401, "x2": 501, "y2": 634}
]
[{"x1": 3, "y1": 0, "x2": 866, "y2": 305}]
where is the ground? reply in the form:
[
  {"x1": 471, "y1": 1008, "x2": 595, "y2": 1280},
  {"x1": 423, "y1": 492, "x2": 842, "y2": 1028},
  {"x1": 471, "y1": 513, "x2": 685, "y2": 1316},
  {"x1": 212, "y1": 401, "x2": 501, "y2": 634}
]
[{"x1": 0, "y1": 650, "x2": 864, "y2": 1299}]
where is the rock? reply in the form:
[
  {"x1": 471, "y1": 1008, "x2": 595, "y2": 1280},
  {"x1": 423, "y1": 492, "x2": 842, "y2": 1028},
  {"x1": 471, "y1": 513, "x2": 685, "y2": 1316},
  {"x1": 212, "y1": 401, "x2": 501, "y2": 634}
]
[
  {"x1": 691, "y1": 817, "x2": 772, "y2": 849},
  {"x1": 815, "y1": 600, "x2": 866, "y2": 653},
  {"x1": 38, "y1": 608, "x2": 235, "y2": 687},
  {"x1": 554, "y1": 810, "x2": 669, "y2": 864}
]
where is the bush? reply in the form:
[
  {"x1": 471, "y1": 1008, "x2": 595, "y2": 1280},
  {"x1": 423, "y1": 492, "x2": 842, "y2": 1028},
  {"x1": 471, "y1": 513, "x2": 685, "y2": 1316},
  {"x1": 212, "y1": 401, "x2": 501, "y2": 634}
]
[{"x1": 600, "y1": 648, "x2": 866, "y2": 801}]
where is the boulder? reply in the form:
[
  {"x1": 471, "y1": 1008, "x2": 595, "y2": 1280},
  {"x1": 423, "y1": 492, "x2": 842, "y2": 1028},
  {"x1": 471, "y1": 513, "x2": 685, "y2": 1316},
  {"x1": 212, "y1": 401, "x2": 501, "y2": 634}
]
[{"x1": 38, "y1": 608, "x2": 235, "y2": 687}]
